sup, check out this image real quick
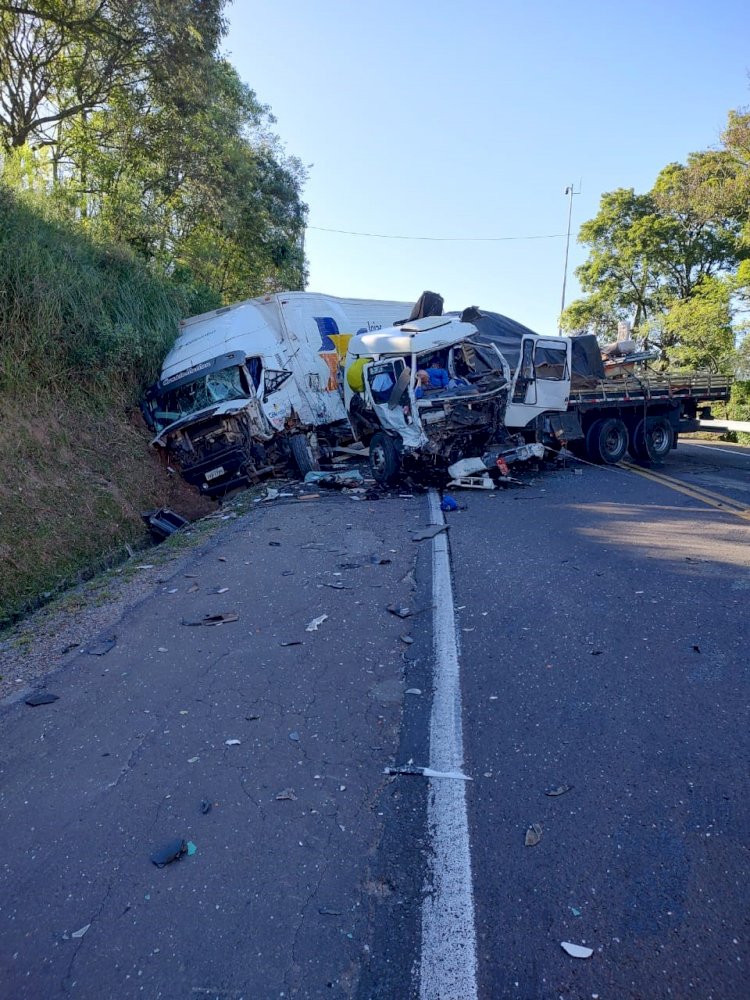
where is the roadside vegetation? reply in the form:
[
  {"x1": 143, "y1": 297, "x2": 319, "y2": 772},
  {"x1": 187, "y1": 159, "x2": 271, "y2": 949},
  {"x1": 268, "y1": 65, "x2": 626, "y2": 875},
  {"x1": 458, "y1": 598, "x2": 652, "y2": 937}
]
[
  {"x1": 0, "y1": 1, "x2": 307, "y2": 625},
  {"x1": 561, "y1": 103, "x2": 750, "y2": 433}
]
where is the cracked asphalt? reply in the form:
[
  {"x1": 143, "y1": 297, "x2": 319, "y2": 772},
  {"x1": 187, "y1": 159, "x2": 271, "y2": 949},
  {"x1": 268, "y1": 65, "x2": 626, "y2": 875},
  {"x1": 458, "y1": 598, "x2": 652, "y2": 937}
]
[{"x1": 0, "y1": 492, "x2": 431, "y2": 1000}]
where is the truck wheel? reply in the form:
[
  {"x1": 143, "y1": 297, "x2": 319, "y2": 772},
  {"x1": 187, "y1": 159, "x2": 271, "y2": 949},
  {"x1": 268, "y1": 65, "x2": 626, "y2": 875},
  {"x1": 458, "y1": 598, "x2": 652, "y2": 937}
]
[
  {"x1": 369, "y1": 432, "x2": 400, "y2": 485},
  {"x1": 586, "y1": 417, "x2": 629, "y2": 464},
  {"x1": 629, "y1": 416, "x2": 674, "y2": 462},
  {"x1": 288, "y1": 433, "x2": 319, "y2": 476},
  {"x1": 645, "y1": 416, "x2": 674, "y2": 459}
]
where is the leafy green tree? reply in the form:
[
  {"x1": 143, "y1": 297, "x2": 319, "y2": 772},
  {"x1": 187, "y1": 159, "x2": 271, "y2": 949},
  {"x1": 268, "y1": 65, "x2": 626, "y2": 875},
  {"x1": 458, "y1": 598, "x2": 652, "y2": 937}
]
[{"x1": 562, "y1": 105, "x2": 750, "y2": 369}]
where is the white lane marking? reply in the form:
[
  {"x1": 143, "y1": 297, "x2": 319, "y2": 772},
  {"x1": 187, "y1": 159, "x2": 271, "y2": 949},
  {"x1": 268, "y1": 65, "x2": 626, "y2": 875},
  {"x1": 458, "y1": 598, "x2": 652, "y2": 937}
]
[
  {"x1": 680, "y1": 442, "x2": 750, "y2": 459},
  {"x1": 419, "y1": 490, "x2": 478, "y2": 1000}
]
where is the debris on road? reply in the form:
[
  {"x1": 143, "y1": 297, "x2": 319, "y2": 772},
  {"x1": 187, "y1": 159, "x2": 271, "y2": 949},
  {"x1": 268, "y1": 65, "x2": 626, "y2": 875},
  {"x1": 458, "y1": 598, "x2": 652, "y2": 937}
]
[
  {"x1": 304, "y1": 469, "x2": 365, "y2": 489},
  {"x1": 86, "y1": 634, "x2": 116, "y2": 655},
  {"x1": 318, "y1": 907, "x2": 343, "y2": 916},
  {"x1": 269, "y1": 541, "x2": 281, "y2": 546},
  {"x1": 305, "y1": 614, "x2": 328, "y2": 632},
  {"x1": 200, "y1": 800, "x2": 212, "y2": 815},
  {"x1": 369, "y1": 554, "x2": 392, "y2": 565},
  {"x1": 399, "y1": 634, "x2": 414, "y2": 644},
  {"x1": 386, "y1": 604, "x2": 413, "y2": 618},
  {"x1": 545, "y1": 784, "x2": 573, "y2": 797},
  {"x1": 525, "y1": 823, "x2": 543, "y2": 846},
  {"x1": 288, "y1": 731, "x2": 300, "y2": 742},
  {"x1": 181, "y1": 613, "x2": 239, "y2": 626},
  {"x1": 385, "y1": 765, "x2": 472, "y2": 781},
  {"x1": 560, "y1": 941, "x2": 594, "y2": 959},
  {"x1": 150, "y1": 838, "x2": 187, "y2": 867},
  {"x1": 186, "y1": 841, "x2": 197, "y2": 856},
  {"x1": 276, "y1": 788, "x2": 297, "y2": 801},
  {"x1": 405, "y1": 688, "x2": 422, "y2": 695},
  {"x1": 225, "y1": 739, "x2": 241, "y2": 746},
  {"x1": 25, "y1": 692, "x2": 59, "y2": 707},
  {"x1": 279, "y1": 640, "x2": 303, "y2": 647},
  {"x1": 411, "y1": 524, "x2": 448, "y2": 541},
  {"x1": 71, "y1": 924, "x2": 91, "y2": 939}
]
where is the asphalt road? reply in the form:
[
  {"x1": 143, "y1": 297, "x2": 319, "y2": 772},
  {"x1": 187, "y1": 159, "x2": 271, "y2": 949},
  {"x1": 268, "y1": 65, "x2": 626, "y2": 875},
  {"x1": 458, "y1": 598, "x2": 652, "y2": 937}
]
[{"x1": 1, "y1": 440, "x2": 748, "y2": 999}]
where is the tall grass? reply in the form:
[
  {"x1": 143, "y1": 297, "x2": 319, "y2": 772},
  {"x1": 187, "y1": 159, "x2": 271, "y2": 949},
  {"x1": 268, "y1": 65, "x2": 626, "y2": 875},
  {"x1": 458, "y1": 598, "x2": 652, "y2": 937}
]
[{"x1": 0, "y1": 185, "x2": 209, "y2": 400}]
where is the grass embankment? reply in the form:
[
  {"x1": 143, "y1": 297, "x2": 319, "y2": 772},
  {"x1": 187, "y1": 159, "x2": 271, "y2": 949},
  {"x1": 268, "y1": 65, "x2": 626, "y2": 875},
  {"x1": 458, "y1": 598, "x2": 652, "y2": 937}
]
[{"x1": 0, "y1": 188, "x2": 214, "y2": 626}]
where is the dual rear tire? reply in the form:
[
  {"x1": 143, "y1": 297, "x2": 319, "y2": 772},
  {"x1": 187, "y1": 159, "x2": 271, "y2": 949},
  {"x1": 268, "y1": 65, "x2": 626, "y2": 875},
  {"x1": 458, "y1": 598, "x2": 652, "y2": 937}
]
[{"x1": 582, "y1": 414, "x2": 674, "y2": 464}]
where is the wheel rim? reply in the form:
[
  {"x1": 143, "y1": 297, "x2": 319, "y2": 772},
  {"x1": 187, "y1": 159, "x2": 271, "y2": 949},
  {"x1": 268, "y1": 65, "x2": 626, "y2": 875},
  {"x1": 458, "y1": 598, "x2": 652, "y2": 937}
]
[
  {"x1": 371, "y1": 444, "x2": 386, "y2": 476},
  {"x1": 650, "y1": 424, "x2": 669, "y2": 455},
  {"x1": 603, "y1": 426, "x2": 625, "y2": 458}
]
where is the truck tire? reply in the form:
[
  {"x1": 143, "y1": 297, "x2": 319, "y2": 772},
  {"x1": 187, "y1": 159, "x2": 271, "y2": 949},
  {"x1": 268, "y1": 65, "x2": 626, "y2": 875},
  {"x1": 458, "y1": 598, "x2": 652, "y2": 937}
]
[
  {"x1": 645, "y1": 415, "x2": 674, "y2": 459},
  {"x1": 369, "y1": 432, "x2": 401, "y2": 485},
  {"x1": 629, "y1": 416, "x2": 674, "y2": 462},
  {"x1": 288, "y1": 433, "x2": 319, "y2": 477},
  {"x1": 586, "y1": 417, "x2": 629, "y2": 464}
]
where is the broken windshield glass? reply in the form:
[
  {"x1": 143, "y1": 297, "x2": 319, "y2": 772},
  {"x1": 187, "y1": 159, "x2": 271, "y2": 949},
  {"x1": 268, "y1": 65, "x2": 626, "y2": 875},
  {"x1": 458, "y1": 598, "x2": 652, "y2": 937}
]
[{"x1": 153, "y1": 366, "x2": 249, "y2": 429}]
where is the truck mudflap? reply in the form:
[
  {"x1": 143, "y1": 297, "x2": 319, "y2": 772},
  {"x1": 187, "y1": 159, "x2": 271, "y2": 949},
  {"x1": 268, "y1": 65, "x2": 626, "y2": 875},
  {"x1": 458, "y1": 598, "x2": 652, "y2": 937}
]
[{"x1": 447, "y1": 442, "x2": 545, "y2": 485}]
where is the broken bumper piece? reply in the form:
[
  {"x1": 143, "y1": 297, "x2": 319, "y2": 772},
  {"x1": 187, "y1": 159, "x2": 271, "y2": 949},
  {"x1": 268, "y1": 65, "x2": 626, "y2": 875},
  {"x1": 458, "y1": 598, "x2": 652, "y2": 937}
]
[{"x1": 447, "y1": 442, "x2": 545, "y2": 485}]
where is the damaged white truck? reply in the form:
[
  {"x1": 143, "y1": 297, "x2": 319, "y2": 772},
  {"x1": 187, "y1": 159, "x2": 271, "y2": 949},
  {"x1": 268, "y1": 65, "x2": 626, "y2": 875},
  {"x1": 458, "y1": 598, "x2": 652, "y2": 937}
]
[
  {"x1": 343, "y1": 306, "x2": 733, "y2": 485},
  {"x1": 141, "y1": 292, "x2": 410, "y2": 495}
]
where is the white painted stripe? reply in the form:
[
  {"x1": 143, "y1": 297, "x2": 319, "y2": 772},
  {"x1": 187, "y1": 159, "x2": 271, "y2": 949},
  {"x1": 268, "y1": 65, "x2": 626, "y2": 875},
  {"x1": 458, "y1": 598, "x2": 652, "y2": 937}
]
[
  {"x1": 419, "y1": 490, "x2": 478, "y2": 1000},
  {"x1": 681, "y1": 442, "x2": 750, "y2": 459}
]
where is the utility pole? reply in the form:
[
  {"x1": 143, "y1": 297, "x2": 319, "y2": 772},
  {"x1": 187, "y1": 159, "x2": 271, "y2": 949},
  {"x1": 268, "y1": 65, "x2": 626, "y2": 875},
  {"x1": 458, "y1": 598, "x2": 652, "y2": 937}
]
[{"x1": 559, "y1": 183, "x2": 579, "y2": 334}]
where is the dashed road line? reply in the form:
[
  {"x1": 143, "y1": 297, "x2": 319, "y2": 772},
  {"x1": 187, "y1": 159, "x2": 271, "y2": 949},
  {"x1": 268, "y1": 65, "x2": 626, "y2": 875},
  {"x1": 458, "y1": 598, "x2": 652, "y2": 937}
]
[{"x1": 419, "y1": 490, "x2": 478, "y2": 1000}]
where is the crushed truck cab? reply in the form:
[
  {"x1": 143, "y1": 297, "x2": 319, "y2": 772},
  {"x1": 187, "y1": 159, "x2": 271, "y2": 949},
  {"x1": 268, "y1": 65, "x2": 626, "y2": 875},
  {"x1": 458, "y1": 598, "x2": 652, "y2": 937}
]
[{"x1": 344, "y1": 315, "x2": 544, "y2": 484}]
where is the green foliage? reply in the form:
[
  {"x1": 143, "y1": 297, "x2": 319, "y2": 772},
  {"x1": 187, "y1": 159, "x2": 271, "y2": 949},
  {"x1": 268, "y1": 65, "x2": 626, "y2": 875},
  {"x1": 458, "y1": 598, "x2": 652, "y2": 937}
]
[
  {"x1": 0, "y1": 1, "x2": 308, "y2": 305},
  {"x1": 562, "y1": 103, "x2": 750, "y2": 372},
  {"x1": 0, "y1": 184, "x2": 201, "y2": 397}
]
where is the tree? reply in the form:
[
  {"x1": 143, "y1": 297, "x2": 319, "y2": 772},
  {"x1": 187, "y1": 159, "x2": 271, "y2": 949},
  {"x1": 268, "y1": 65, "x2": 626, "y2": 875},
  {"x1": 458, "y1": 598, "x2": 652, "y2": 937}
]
[{"x1": 561, "y1": 104, "x2": 750, "y2": 369}]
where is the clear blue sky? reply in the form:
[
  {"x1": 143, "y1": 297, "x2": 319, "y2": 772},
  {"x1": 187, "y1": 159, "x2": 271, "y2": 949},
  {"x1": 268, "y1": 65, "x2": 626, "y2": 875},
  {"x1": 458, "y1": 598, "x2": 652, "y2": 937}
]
[{"x1": 226, "y1": 1, "x2": 749, "y2": 334}]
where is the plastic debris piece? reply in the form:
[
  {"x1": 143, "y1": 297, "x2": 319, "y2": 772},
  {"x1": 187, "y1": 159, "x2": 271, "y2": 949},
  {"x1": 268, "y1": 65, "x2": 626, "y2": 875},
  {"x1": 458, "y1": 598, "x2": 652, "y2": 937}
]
[
  {"x1": 150, "y1": 838, "x2": 187, "y2": 867},
  {"x1": 187, "y1": 756, "x2": 199, "y2": 763},
  {"x1": 405, "y1": 688, "x2": 422, "y2": 695},
  {"x1": 276, "y1": 788, "x2": 297, "y2": 801},
  {"x1": 25, "y1": 692, "x2": 59, "y2": 707},
  {"x1": 387, "y1": 604, "x2": 412, "y2": 619},
  {"x1": 288, "y1": 731, "x2": 300, "y2": 742},
  {"x1": 200, "y1": 800, "x2": 212, "y2": 815},
  {"x1": 545, "y1": 784, "x2": 573, "y2": 797},
  {"x1": 211, "y1": 587, "x2": 229, "y2": 595},
  {"x1": 280, "y1": 640, "x2": 303, "y2": 647},
  {"x1": 410, "y1": 525, "x2": 448, "y2": 541},
  {"x1": 181, "y1": 613, "x2": 239, "y2": 626},
  {"x1": 264, "y1": 488, "x2": 280, "y2": 501},
  {"x1": 525, "y1": 823, "x2": 543, "y2": 847},
  {"x1": 399, "y1": 634, "x2": 414, "y2": 644},
  {"x1": 186, "y1": 841, "x2": 197, "y2": 856},
  {"x1": 440, "y1": 495, "x2": 459, "y2": 512},
  {"x1": 305, "y1": 614, "x2": 328, "y2": 632},
  {"x1": 385, "y1": 765, "x2": 472, "y2": 781},
  {"x1": 86, "y1": 635, "x2": 116, "y2": 655},
  {"x1": 561, "y1": 941, "x2": 593, "y2": 959},
  {"x1": 570, "y1": 907, "x2": 582, "y2": 917},
  {"x1": 225, "y1": 739, "x2": 241, "y2": 746},
  {"x1": 218, "y1": 556, "x2": 227, "y2": 562},
  {"x1": 318, "y1": 906, "x2": 342, "y2": 916},
  {"x1": 71, "y1": 924, "x2": 90, "y2": 939}
]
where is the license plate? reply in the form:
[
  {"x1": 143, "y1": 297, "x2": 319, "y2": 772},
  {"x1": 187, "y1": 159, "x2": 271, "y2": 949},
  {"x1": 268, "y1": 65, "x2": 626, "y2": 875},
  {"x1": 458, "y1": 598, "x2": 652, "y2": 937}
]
[{"x1": 205, "y1": 466, "x2": 225, "y2": 482}]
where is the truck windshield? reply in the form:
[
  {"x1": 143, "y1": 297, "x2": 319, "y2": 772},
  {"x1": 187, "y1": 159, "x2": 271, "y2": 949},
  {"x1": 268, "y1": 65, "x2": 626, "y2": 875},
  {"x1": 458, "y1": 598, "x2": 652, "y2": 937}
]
[{"x1": 153, "y1": 365, "x2": 250, "y2": 430}]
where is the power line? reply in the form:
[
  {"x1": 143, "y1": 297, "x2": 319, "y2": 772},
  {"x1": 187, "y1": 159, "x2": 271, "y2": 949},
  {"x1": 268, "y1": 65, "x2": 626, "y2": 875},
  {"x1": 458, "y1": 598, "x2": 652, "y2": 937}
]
[{"x1": 308, "y1": 225, "x2": 568, "y2": 243}]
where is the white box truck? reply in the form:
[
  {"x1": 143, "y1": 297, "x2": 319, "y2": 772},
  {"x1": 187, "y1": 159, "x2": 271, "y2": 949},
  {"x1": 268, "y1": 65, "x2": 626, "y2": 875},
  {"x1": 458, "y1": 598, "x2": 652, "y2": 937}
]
[{"x1": 142, "y1": 291, "x2": 412, "y2": 495}]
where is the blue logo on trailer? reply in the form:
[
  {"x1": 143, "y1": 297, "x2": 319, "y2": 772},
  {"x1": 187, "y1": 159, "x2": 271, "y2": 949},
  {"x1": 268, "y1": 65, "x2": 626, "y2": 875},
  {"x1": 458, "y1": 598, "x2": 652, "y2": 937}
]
[{"x1": 314, "y1": 317, "x2": 339, "y2": 351}]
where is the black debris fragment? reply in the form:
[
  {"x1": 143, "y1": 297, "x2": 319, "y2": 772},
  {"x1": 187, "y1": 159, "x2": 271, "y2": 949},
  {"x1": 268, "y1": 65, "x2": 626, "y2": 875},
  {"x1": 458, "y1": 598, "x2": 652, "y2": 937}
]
[
  {"x1": 86, "y1": 635, "x2": 116, "y2": 655},
  {"x1": 545, "y1": 784, "x2": 573, "y2": 797},
  {"x1": 410, "y1": 525, "x2": 448, "y2": 541},
  {"x1": 200, "y1": 800, "x2": 212, "y2": 815},
  {"x1": 25, "y1": 692, "x2": 59, "y2": 707},
  {"x1": 181, "y1": 613, "x2": 239, "y2": 627},
  {"x1": 150, "y1": 838, "x2": 187, "y2": 867}
]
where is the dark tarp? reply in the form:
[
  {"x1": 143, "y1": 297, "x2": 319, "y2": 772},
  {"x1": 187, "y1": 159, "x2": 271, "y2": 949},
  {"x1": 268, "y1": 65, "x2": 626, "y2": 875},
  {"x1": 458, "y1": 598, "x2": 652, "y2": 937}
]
[{"x1": 457, "y1": 309, "x2": 605, "y2": 381}]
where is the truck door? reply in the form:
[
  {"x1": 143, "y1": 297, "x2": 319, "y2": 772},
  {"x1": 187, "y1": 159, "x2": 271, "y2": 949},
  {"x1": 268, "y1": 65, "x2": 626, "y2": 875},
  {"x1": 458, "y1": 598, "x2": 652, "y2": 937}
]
[
  {"x1": 511, "y1": 337, "x2": 570, "y2": 412},
  {"x1": 363, "y1": 358, "x2": 424, "y2": 449}
]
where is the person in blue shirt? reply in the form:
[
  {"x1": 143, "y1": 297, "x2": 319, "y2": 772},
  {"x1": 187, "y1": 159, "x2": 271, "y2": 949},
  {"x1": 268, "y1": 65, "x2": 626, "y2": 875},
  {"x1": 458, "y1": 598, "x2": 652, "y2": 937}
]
[{"x1": 426, "y1": 357, "x2": 451, "y2": 389}]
